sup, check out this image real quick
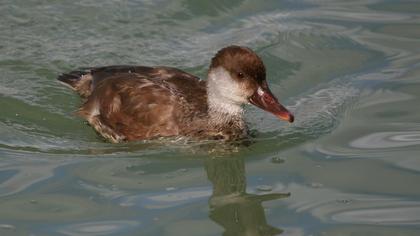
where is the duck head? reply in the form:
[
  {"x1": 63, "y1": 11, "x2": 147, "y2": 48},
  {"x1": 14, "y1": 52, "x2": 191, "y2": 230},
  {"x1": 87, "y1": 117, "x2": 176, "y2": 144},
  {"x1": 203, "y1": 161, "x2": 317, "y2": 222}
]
[{"x1": 207, "y1": 45, "x2": 294, "y2": 123}]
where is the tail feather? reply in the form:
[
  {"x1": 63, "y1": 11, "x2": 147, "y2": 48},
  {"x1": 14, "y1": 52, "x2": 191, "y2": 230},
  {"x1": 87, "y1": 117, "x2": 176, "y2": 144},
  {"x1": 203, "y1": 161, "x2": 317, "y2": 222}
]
[{"x1": 57, "y1": 70, "x2": 93, "y2": 98}]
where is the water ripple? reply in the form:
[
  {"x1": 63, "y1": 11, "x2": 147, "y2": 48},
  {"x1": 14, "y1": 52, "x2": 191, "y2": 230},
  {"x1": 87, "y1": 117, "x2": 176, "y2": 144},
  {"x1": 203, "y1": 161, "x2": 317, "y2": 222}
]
[
  {"x1": 350, "y1": 131, "x2": 420, "y2": 149},
  {"x1": 57, "y1": 220, "x2": 140, "y2": 236},
  {"x1": 286, "y1": 183, "x2": 420, "y2": 226},
  {"x1": 332, "y1": 206, "x2": 420, "y2": 225},
  {"x1": 118, "y1": 187, "x2": 211, "y2": 209}
]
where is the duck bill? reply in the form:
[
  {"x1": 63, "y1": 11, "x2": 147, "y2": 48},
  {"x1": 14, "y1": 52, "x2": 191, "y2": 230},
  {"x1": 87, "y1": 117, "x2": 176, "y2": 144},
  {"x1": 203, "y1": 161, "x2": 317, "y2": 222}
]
[{"x1": 249, "y1": 86, "x2": 294, "y2": 123}]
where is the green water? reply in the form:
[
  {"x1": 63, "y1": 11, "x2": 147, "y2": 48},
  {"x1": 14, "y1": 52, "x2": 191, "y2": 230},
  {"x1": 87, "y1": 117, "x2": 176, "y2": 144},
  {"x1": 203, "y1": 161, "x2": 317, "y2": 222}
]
[{"x1": 1, "y1": 0, "x2": 420, "y2": 235}]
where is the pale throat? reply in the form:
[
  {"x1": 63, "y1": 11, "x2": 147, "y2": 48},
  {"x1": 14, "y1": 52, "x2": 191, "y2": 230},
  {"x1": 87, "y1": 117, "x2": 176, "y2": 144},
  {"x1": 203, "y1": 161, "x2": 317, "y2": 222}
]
[{"x1": 206, "y1": 67, "x2": 245, "y2": 123}]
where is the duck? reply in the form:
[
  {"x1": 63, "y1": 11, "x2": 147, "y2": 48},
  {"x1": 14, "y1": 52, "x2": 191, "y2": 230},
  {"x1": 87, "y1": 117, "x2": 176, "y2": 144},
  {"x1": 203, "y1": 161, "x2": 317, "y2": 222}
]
[{"x1": 58, "y1": 45, "x2": 294, "y2": 143}]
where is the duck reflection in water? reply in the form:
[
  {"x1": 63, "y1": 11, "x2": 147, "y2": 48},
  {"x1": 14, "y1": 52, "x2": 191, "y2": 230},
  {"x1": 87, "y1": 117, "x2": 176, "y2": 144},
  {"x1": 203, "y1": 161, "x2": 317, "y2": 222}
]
[{"x1": 205, "y1": 157, "x2": 289, "y2": 236}]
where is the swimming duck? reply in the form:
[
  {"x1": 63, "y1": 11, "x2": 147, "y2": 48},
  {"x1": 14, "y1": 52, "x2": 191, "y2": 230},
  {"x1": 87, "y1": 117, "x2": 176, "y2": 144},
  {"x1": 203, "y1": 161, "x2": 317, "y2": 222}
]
[{"x1": 58, "y1": 45, "x2": 294, "y2": 143}]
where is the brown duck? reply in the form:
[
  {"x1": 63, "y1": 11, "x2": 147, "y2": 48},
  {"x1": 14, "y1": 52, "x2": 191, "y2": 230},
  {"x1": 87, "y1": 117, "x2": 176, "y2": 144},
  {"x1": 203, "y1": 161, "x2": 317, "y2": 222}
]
[{"x1": 58, "y1": 46, "x2": 294, "y2": 143}]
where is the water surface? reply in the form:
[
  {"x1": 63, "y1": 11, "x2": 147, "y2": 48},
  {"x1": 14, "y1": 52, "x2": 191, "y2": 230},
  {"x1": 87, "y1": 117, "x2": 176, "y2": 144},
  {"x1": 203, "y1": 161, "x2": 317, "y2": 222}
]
[{"x1": 1, "y1": 0, "x2": 420, "y2": 235}]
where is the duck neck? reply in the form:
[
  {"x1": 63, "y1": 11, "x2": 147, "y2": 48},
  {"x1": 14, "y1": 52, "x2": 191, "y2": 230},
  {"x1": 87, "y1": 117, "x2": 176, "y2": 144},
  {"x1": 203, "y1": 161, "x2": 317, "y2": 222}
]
[{"x1": 207, "y1": 95, "x2": 244, "y2": 127}]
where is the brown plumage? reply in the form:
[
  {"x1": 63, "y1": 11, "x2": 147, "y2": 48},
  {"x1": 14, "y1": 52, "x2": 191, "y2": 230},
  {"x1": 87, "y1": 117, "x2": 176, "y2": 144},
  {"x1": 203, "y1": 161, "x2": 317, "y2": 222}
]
[{"x1": 58, "y1": 46, "x2": 294, "y2": 143}]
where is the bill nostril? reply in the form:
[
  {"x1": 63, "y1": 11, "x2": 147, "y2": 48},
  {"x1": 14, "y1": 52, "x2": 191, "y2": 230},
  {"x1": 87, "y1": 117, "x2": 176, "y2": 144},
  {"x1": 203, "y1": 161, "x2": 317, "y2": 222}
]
[{"x1": 289, "y1": 114, "x2": 295, "y2": 123}]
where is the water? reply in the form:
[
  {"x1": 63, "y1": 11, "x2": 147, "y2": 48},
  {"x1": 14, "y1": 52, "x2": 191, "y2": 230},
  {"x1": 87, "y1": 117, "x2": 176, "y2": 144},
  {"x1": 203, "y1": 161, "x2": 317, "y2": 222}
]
[{"x1": 1, "y1": 0, "x2": 420, "y2": 235}]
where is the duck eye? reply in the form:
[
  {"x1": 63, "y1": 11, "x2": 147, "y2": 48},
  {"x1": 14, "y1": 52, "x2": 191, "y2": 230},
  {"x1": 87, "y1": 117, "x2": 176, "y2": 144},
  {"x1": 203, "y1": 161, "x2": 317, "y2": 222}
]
[{"x1": 237, "y1": 72, "x2": 244, "y2": 78}]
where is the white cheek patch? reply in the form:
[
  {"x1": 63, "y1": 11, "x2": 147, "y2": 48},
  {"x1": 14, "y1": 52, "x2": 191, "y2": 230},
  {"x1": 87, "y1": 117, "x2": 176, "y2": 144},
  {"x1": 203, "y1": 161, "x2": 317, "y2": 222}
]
[
  {"x1": 207, "y1": 67, "x2": 246, "y2": 116},
  {"x1": 208, "y1": 67, "x2": 247, "y2": 104}
]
